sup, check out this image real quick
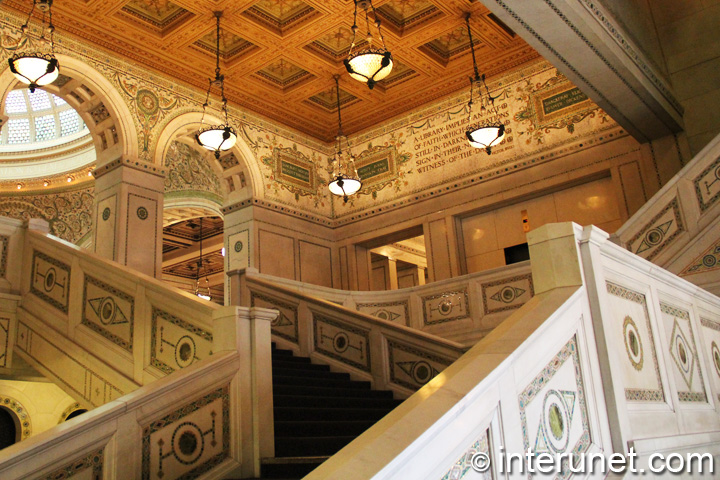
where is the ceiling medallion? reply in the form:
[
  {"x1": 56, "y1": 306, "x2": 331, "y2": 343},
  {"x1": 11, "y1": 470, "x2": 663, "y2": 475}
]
[
  {"x1": 195, "y1": 11, "x2": 237, "y2": 159},
  {"x1": 464, "y1": 13, "x2": 505, "y2": 154},
  {"x1": 344, "y1": 0, "x2": 393, "y2": 90},
  {"x1": 8, "y1": 0, "x2": 60, "y2": 92},
  {"x1": 328, "y1": 75, "x2": 362, "y2": 203}
]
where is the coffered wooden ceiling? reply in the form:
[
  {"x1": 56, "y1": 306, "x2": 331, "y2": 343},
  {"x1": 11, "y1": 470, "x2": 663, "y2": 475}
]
[{"x1": 2, "y1": 0, "x2": 540, "y2": 141}]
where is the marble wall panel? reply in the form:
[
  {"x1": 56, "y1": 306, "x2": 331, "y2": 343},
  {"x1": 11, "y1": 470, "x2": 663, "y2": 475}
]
[
  {"x1": 30, "y1": 250, "x2": 71, "y2": 314},
  {"x1": 660, "y1": 303, "x2": 707, "y2": 403},
  {"x1": 150, "y1": 307, "x2": 213, "y2": 374},
  {"x1": 422, "y1": 288, "x2": 470, "y2": 325},
  {"x1": 251, "y1": 292, "x2": 299, "y2": 344},
  {"x1": 387, "y1": 339, "x2": 452, "y2": 390},
  {"x1": 481, "y1": 274, "x2": 534, "y2": 314},
  {"x1": 82, "y1": 275, "x2": 135, "y2": 352},
  {"x1": 313, "y1": 314, "x2": 370, "y2": 372}
]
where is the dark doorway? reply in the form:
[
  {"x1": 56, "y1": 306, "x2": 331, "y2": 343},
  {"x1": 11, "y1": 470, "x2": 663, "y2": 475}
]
[
  {"x1": 0, "y1": 407, "x2": 18, "y2": 450},
  {"x1": 65, "y1": 409, "x2": 88, "y2": 421}
]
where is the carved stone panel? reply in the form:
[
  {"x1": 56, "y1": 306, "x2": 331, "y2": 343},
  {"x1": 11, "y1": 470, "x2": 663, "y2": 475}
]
[
  {"x1": 387, "y1": 339, "x2": 452, "y2": 390},
  {"x1": 82, "y1": 275, "x2": 135, "y2": 352},
  {"x1": 31, "y1": 250, "x2": 71, "y2": 314},
  {"x1": 150, "y1": 307, "x2": 213, "y2": 374},
  {"x1": 519, "y1": 335, "x2": 591, "y2": 473},
  {"x1": 422, "y1": 288, "x2": 470, "y2": 325},
  {"x1": 141, "y1": 386, "x2": 230, "y2": 479},
  {"x1": 605, "y1": 282, "x2": 665, "y2": 402},
  {"x1": 38, "y1": 447, "x2": 104, "y2": 480},
  {"x1": 699, "y1": 317, "x2": 720, "y2": 403},
  {"x1": 482, "y1": 274, "x2": 534, "y2": 314},
  {"x1": 251, "y1": 292, "x2": 299, "y2": 344},
  {"x1": 313, "y1": 314, "x2": 370, "y2": 372},
  {"x1": 626, "y1": 198, "x2": 684, "y2": 261},
  {"x1": 356, "y1": 301, "x2": 409, "y2": 325},
  {"x1": 441, "y1": 427, "x2": 493, "y2": 480},
  {"x1": 693, "y1": 156, "x2": 720, "y2": 212},
  {"x1": 660, "y1": 303, "x2": 707, "y2": 403}
]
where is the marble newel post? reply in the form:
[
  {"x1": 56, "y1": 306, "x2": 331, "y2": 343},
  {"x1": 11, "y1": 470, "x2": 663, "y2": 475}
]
[
  {"x1": 92, "y1": 157, "x2": 166, "y2": 278},
  {"x1": 222, "y1": 199, "x2": 257, "y2": 306}
]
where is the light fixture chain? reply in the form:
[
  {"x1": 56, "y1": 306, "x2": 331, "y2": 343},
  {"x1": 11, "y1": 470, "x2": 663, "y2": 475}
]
[
  {"x1": 465, "y1": 14, "x2": 480, "y2": 81},
  {"x1": 368, "y1": 1, "x2": 388, "y2": 49},
  {"x1": 214, "y1": 12, "x2": 221, "y2": 79},
  {"x1": 334, "y1": 75, "x2": 343, "y2": 136},
  {"x1": 348, "y1": 1, "x2": 359, "y2": 56}
]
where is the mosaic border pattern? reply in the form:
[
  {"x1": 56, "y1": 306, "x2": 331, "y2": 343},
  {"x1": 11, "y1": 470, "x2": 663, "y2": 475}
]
[
  {"x1": 313, "y1": 313, "x2": 371, "y2": 372},
  {"x1": 481, "y1": 274, "x2": 534, "y2": 315},
  {"x1": 150, "y1": 306, "x2": 213, "y2": 374},
  {"x1": 387, "y1": 339, "x2": 453, "y2": 391},
  {"x1": 0, "y1": 234, "x2": 8, "y2": 277},
  {"x1": 626, "y1": 198, "x2": 684, "y2": 261},
  {"x1": 441, "y1": 428, "x2": 493, "y2": 480},
  {"x1": 30, "y1": 250, "x2": 71, "y2": 314},
  {"x1": 81, "y1": 274, "x2": 135, "y2": 352},
  {"x1": 693, "y1": 155, "x2": 720, "y2": 212},
  {"x1": 0, "y1": 317, "x2": 8, "y2": 368},
  {"x1": 250, "y1": 291, "x2": 299, "y2": 344},
  {"x1": 39, "y1": 446, "x2": 104, "y2": 480},
  {"x1": 0, "y1": 395, "x2": 31, "y2": 439},
  {"x1": 606, "y1": 282, "x2": 665, "y2": 402},
  {"x1": 661, "y1": 303, "x2": 707, "y2": 403},
  {"x1": 518, "y1": 334, "x2": 591, "y2": 478},
  {"x1": 355, "y1": 300, "x2": 410, "y2": 325},
  {"x1": 141, "y1": 386, "x2": 230, "y2": 480}
]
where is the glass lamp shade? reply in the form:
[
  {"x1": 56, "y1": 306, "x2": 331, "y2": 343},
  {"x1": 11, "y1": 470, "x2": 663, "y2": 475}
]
[
  {"x1": 196, "y1": 292, "x2": 212, "y2": 301},
  {"x1": 195, "y1": 125, "x2": 237, "y2": 158},
  {"x1": 9, "y1": 53, "x2": 59, "y2": 92},
  {"x1": 344, "y1": 49, "x2": 393, "y2": 89},
  {"x1": 329, "y1": 174, "x2": 362, "y2": 197},
  {"x1": 466, "y1": 124, "x2": 505, "y2": 154}
]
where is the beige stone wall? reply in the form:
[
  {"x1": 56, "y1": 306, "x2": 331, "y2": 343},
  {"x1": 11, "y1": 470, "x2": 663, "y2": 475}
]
[{"x1": 650, "y1": 0, "x2": 720, "y2": 154}]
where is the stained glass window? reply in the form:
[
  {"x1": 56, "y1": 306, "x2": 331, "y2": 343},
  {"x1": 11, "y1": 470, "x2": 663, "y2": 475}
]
[
  {"x1": 35, "y1": 115, "x2": 56, "y2": 141},
  {"x1": 5, "y1": 90, "x2": 27, "y2": 114},
  {"x1": 28, "y1": 90, "x2": 52, "y2": 111},
  {"x1": 59, "y1": 109, "x2": 82, "y2": 136},
  {"x1": 7, "y1": 118, "x2": 31, "y2": 144}
]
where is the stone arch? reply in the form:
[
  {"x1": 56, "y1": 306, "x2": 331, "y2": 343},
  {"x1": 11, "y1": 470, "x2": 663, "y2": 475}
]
[
  {"x1": 154, "y1": 112, "x2": 261, "y2": 202},
  {"x1": 0, "y1": 395, "x2": 31, "y2": 440},
  {"x1": 0, "y1": 53, "x2": 138, "y2": 164}
]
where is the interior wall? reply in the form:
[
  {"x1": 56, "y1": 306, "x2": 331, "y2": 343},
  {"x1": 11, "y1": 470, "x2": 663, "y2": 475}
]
[
  {"x1": 459, "y1": 176, "x2": 622, "y2": 273},
  {"x1": 648, "y1": 0, "x2": 720, "y2": 154}
]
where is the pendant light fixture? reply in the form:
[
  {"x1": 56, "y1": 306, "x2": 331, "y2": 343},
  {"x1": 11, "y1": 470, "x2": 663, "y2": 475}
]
[
  {"x1": 344, "y1": 0, "x2": 393, "y2": 90},
  {"x1": 193, "y1": 217, "x2": 212, "y2": 301},
  {"x1": 8, "y1": 0, "x2": 60, "y2": 93},
  {"x1": 464, "y1": 13, "x2": 505, "y2": 154},
  {"x1": 195, "y1": 11, "x2": 237, "y2": 159},
  {"x1": 328, "y1": 75, "x2": 362, "y2": 203}
]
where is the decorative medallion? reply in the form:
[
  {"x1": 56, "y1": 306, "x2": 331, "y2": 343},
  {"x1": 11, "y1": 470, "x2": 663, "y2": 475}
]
[
  {"x1": 422, "y1": 289, "x2": 470, "y2": 325},
  {"x1": 662, "y1": 303, "x2": 707, "y2": 403},
  {"x1": 234, "y1": 241, "x2": 243, "y2": 253},
  {"x1": 387, "y1": 339, "x2": 452, "y2": 390},
  {"x1": 482, "y1": 274, "x2": 534, "y2": 314},
  {"x1": 102, "y1": 207, "x2": 111, "y2": 221},
  {"x1": 626, "y1": 198, "x2": 684, "y2": 261},
  {"x1": 693, "y1": 156, "x2": 720, "y2": 212},
  {"x1": 623, "y1": 315, "x2": 643, "y2": 371},
  {"x1": 670, "y1": 319, "x2": 695, "y2": 389},
  {"x1": 31, "y1": 250, "x2": 71, "y2": 314},
  {"x1": 137, "y1": 206, "x2": 149, "y2": 220},
  {"x1": 712, "y1": 342, "x2": 720, "y2": 379},
  {"x1": 680, "y1": 240, "x2": 720, "y2": 277}
]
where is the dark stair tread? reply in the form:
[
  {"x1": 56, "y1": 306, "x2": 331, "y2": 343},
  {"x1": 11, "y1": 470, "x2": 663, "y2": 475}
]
[
  {"x1": 272, "y1": 375, "x2": 370, "y2": 389},
  {"x1": 274, "y1": 406, "x2": 392, "y2": 421},
  {"x1": 273, "y1": 394, "x2": 401, "y2": 409},
  {"x1": 272, "y1": 384, "x2": 392, "y2": 398},
  {"x1": 272, "y1": 367, "x2": 348, "y2": 380},
  {"x1": 275, "y1": 435, "x2": 357, "y2": 457},
  {"x1": 275, "y1": 419, "x2": 376, "y2": 437},
  {"x1": 260, "y1": 456, "x2": 328, "y2": 480}
]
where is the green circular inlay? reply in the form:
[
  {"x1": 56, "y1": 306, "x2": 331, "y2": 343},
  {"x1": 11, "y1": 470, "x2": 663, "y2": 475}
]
[
  {"x1": 178, "y1": 431, "x2": 198, "y2": 456},
  {"x1": 234, "y1": 241, "x2": 243, "y2": 253},
  {"x1": 678, "y1": 342, "x2": 687, "y2": 364},
  {"x1": 548, "y1": 403, "x2": 564, "y2": 440},
  {"x1": 137, "y1": 207, "x2": 148, "y2": 220},
  {"x1": 102, "y1": 207, "x2": 111, "y2": 221},
  {"x1": 629, "y1": 330, "x2": 639, "y2": 356},
  {"x1": 179, "y1": 342, "x2": 192, "y2": 362}
]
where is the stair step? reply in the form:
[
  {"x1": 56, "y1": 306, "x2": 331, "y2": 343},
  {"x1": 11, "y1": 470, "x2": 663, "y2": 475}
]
[
  {"x1": 273, "y1": 394, "x2": 401, "y2": 409},
  {"x1": 272, "y1": 367, "x2": 350, "y2": 380},
  {"x1": 273, "y1": 375, "x2": 370, "y2": 389},
  {"x1": 274, "y1": 406, "x2": 392, "y2": 422},
  {"x1": 260, "y1": 456, "x2": 327, "y2": 479},
  {"x1": 271, "y1": 347, "x2": 295, "y2": 357},
  {"x1": 274, "y1": 420, "x2": 376, "y2": 437},
  {"x1": 275, "y1": 435, "x2": 357, "y2": 457},
  {"x1": 272, "y1": 359, "x2": 329, "y2": 370},
  {"x1": 271, "y1": 355, "x2": 312, "y2": 365},
  {"x1": 272, "y1": 384, "x2": 392, "y2": 398}
]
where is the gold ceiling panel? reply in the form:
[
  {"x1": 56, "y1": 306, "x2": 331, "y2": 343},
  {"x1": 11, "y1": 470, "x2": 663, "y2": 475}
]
[{"x1": 0, "y1": 0, "x2": 540, "y2": 141}]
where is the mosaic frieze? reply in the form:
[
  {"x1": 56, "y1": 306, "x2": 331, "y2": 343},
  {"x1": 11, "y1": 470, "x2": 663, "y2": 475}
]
[
  {"x1": 356, "y1": 301, "x2": 409, "y2": 325},
  {"x1": 82, "y1": 275, "x2": 135, "y2": 352},
  {"x1": 606, "y1": 282, "x2": 665, "y2": 402},
  {"x1": 660, "y1": 303, "x2": 707, "y2": 403},
  {"x1": 39, "y1": 447, "x2": 104, "y2": 480},
  {"x1": 164, "y1": 141, "x2": 223, "y2": 201},
  {"x1": 518, "y1": 335, "x2": 591, "y2": 479},
  {"x1": 422, "y1": 288, "x2": 470, "y2": 325},
  {"x1": 0, "y1": 234, "x2": 7, "y2": 277},
  {"x1": 347, "y1": 142, "x2": 412, "y2": 201},
  {"x1": 261, "y1": 142, "x2": 327, "y2": 207},
  {"x1": 700, "y1": 318, "x2": 720, "y2": 402},
  {"x1": 0, "y1": 317, "x2": 8, "y2": 368},
  {"x1": 387, "y1": 340, "x2": 452, "y2": 390},
  {"x1": 251, "y1": 291, "x2": 299, "y2": 344},
  {"x1": 680, "y1": 240, "x2": 720, "y2": 277},
  {"x1": 30, "y1": 250, "x2": 71, "y2": 314},
  {"x1": 0, "y1": 188, "x2": 93, "y2": 244},
  {"x1": 481, "y1": 274, "x2": 534, "y2": 314},
  {"x1": 0, "y1": 395, "x2": 31, "y2": 439},
  {"x1": 693, "y1": 156, "x2": 720, "y2": 212},
  {"x1": 150, "y1": 307, "x2": 213, "y2": 374},
  {"x1": 626, "y1": 198, "x2": 684, "y2": 261},
  {"x1": 313, "y1": 314, "x2": 370, "y2": 372},
  {"x1": 142, "y1": 386, "x2": 230, "y2": 480},
  {"x1": 441, "y1": 427, "x2": 493, "y2": 480}
]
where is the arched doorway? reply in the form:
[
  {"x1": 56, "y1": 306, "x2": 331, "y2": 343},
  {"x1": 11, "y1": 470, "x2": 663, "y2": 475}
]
[{"x1": 0, "y1": 407, "x2": 19, "y2": 450}]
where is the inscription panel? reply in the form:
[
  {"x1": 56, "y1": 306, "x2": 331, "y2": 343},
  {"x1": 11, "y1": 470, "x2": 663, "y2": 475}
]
[{"x1": 150, "y1": 307, "x2": 213, "y2": 374}]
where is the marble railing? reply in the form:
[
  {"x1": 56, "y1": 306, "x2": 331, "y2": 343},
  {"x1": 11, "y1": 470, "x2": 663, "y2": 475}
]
[
  {"x1": 615, "y1": 132, "x2": 720, "y2": 294},
  {"x1": 230, "y1": 261, "x2": 533, "y2": 347},
  {"x1": 242, "y1": 275, "x2": 467, "y2": 397},
  {"x1": 306, "y1": 223, "x2": 720, "y2": 479},
  {"x1": 0, "y1": 305, "x2": 275, "y2": 479}
]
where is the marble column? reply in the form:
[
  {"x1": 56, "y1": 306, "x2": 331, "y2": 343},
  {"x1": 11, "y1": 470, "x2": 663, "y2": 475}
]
[{"x1": 92, "y1": 158, "x2": 165, "y2": 278}]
